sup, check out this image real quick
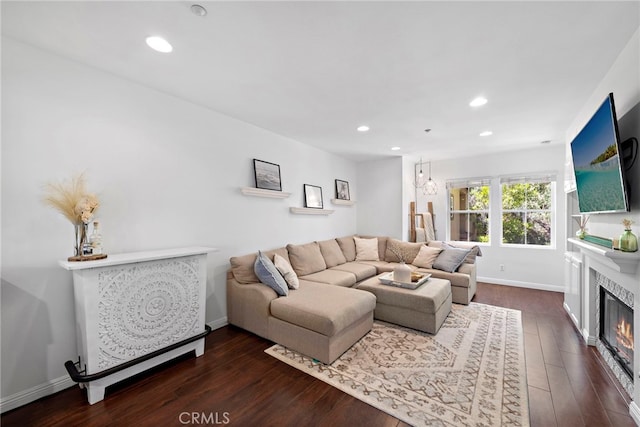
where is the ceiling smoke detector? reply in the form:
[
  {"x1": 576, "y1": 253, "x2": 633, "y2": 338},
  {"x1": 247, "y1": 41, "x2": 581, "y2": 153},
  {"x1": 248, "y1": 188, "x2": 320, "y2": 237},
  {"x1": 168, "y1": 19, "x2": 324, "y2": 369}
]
[{"x1": 190, "y1": 4, "x2": 207, "y2": 17}]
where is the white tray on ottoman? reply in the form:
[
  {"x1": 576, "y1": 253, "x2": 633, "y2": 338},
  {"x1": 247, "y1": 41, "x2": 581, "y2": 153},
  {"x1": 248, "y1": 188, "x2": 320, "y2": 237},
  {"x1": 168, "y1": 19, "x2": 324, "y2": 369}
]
[{"x1": 378, "y1": 271, "x2": 431, "y2": 289}]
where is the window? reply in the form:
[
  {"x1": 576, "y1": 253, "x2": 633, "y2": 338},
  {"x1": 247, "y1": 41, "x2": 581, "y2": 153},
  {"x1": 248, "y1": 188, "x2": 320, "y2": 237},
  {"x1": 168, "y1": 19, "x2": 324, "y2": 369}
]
[
  {"x1": 501, "y1": 175, "x2": 555, "y2": 246},
  {"x1": 447, "y1": 178, "x2": 490, "y2": 243}
]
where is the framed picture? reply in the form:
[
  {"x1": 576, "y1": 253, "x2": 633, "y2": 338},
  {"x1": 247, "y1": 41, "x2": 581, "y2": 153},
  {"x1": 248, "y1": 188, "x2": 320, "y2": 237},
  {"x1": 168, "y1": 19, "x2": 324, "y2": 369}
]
[
  {"x1": 335, "y1": 179, "x2": 350, "y2": 201},
  {"x1": 253, "y1": 159, "x2": 282, "y2": 191},
  {"x1": 304, "y1": 184, "x2": 323, "y2": 209}
]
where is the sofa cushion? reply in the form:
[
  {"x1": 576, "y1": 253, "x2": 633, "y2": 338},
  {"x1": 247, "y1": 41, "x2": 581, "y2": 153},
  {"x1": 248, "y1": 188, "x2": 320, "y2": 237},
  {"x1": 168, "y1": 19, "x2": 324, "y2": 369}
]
[
  {"x1": 254, "y1": 251, "x2": 289, "y2": 296},
  {"x1": 231, "y1": 247, "x2": 290, "y2": 284},
  {"x1": 412, "y1": 245, "x2": 443, "y2": 269},
  {"x1": 287, "y1": 242, "x2": 327, "y2": 276},
  {"x1": 423, "y1": 268, "x2": 472, "y2": 289},
  {"x1": 428, "y1": 241, "x2": 482, "y2": 264},
  {"x1": 354, "y1": 237, "x2": 379, "y2": 261},
  {"x1": 270, "y1": 281, "x2": 376, "y2": 336},
  {"x1": 318, "y1": 239, "x2": 347, "y2": 268},
  {"x1": 358, "y1": 235, "x2": 388, "y2": 261},
  {"x1": 336, "y1": 235, "x2": 357, "y2": 262},
  {"x1": 384, "y1": 238, "x2": 424, "y2": 263},
  {"x1": 330, "y1": 262, "x2": 377, "y2": 281},
  {"x1": 274, "y1": 253, "x2": 299, "y2": 289},
  {"x1": 433, "y1": 246, "x2": 471, "y2": 273},
  {"x1": 299, "y1": 269, "x2": 356, "y2": 287}
]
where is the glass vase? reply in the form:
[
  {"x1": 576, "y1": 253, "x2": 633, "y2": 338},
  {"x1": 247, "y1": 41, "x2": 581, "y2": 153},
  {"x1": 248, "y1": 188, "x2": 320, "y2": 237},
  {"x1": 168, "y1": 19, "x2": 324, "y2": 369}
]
[
  {"x1": 74, "y1": 222, "x2": 89, "y2": 257},
  {"x1": 619, "y1": 229, "x2": 638, "y2": 253}
]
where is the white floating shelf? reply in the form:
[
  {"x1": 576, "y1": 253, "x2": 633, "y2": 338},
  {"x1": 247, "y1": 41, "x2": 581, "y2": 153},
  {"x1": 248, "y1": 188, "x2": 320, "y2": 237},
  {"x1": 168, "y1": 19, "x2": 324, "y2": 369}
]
[
  {"x1": 289, "y1": 207, "x2": 335, "y2": 215},
  {"x1": 241, "y1": 187, "x2": 291, "y2": 199},
  {"x1": 331, "y1": 199, "x2": 355, "y2": 206}
]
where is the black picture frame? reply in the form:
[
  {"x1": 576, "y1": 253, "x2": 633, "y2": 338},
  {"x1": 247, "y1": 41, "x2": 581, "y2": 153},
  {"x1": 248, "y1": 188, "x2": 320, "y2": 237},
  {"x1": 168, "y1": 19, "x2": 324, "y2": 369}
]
[
  {"x1": 253, "y1": 159, "x2": 282, "y2": 191},
  {"x1": 335, "y1": 179, "x2": 350, "y2": 200},
  {"x1": 304, "y1": 184, "x2": 323, "y2": 209}
]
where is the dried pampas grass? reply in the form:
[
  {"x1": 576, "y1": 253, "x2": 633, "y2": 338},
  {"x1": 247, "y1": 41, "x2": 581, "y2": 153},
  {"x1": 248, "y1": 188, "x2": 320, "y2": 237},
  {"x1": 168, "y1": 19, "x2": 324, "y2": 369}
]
[{"x1": 43, "y1": 173, "x2": 99, "y2": 225}]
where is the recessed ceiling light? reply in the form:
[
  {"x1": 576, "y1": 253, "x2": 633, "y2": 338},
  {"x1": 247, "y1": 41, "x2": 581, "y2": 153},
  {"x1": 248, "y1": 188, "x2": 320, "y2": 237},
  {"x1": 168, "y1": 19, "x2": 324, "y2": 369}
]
[
  {"x1": 479, "y1": 131, "x2": 493, "y2": 137},
  {"x1": 145, "y1": 36, "x2": 173, "y2": 53},
  {"x1": 357, "y1": 125, "x2": 370, "y2": 132},
  {"x1": 470, "y1": 97, "x2": 488, "y2": 107},
  {"x1": 391, "y1": 146, "x2": 401, "y2": 151}
]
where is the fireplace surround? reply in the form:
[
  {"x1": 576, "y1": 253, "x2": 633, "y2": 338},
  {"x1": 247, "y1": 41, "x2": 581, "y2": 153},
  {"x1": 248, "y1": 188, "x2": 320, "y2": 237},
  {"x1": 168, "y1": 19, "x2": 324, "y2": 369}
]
[
  {"x1": 566, "y1": 237, "x2": 640, "y2": 423},
  {"x1": 600, "y1": 286, "x2": 634, "y2": 379},
  {"x1": 596, "y1": 274, "x2": 634, "y2": 393}
]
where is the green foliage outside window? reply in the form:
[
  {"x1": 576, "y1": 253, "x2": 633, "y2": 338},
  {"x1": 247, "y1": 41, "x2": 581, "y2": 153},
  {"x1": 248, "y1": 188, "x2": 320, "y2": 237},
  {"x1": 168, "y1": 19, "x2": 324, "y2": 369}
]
[{"x1": 502, "y1": 183, "x2": 552, "y2": 245}]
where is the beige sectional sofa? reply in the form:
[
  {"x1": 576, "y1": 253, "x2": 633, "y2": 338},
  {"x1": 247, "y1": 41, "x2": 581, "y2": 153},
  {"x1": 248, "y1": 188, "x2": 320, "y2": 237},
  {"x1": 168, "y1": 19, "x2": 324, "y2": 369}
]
[{"x1": 227, "y1": 235, "x2": 480, "y2": 363}]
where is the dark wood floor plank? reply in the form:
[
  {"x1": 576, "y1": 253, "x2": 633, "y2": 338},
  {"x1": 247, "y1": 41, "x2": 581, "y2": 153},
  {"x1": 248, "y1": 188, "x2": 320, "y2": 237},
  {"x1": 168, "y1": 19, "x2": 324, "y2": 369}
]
[
  {"x1": 528, "y1": 386, "x2": 557, "y2": 427},
  {"x1": 1, "y1": 283, "x2": 635, "y2": 427},
  {"x1": 546, "y1": 363, "x2": 586, "y2": 426},
  {"x1": 524, "y1": 328, "x2": 551, "y2": 391}
]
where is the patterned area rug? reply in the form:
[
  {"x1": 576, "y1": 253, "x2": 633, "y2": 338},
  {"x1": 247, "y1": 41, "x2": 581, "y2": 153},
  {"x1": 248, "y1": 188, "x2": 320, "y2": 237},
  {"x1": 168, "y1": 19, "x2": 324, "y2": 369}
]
[{"x1": 265, "y1": 302, "x2": 529, "y2": 426}]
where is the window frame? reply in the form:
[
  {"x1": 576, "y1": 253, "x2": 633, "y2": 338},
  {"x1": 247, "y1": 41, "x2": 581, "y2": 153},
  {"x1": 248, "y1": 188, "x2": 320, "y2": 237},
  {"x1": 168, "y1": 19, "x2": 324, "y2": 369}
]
[
  {"x1": 499, "y1": 176, "x2": 556, "y2": 249},
  {"x1": 446, "y1": 178, "x2": 491, "y2": 244}
]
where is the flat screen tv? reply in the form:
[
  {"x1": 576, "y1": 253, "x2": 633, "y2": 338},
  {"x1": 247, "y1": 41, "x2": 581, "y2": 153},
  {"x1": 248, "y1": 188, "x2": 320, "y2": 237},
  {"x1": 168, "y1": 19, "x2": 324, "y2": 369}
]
[{"x1": 570, "y1": 93, "x2": 629, "y2": 214}]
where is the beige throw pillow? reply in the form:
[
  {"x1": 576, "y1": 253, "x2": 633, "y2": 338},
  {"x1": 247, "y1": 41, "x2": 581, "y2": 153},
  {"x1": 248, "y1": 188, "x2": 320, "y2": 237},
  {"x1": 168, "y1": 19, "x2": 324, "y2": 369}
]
[
  {"x1": 274, "y1": 253, "x2": 299, "y2": 289},
  {"x1": 384, "y1": 238, "x2": 424, "y2": 263},
  {"x1": 354, "y1": 237, "x2": 379, "y2": 261},
  {"x1": 412, "y1": 246, "x2": 443, "y2": 269}
]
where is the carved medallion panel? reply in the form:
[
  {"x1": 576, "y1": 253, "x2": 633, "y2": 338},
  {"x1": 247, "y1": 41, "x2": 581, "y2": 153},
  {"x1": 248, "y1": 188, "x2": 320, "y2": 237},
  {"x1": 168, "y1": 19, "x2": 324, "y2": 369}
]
[{"x1": 96, "y1": 256, "x2": 202, "y2": 370}]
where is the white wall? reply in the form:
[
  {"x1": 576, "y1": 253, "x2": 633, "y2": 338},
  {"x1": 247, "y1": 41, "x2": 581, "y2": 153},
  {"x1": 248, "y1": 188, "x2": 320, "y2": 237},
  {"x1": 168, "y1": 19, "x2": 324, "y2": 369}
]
[
  {"x1": 415, "y1": 145, "x2": 567, "y2": 291},
  {"x1": 356, "y1": 157, "x2": 404, "y2": 238},
  {"x1": 566, "y1": 28, "x2": 640, "y2": 239},
  {"x1": 1, "y1": 39, "x2": 358, "y2": 408}
]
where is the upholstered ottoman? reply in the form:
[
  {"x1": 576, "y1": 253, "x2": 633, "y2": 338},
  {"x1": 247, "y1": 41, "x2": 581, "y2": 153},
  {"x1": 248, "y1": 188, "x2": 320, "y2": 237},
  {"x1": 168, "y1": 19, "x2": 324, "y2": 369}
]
[{"x1": 356, "y1": 275, "x2": 452, "y2": 334}]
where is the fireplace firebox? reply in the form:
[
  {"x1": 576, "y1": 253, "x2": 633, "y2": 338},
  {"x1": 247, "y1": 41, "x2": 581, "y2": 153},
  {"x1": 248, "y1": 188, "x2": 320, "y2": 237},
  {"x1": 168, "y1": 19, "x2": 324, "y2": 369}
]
[{"x1": 600, "y1": 287, "x2": 634, "y2": 379}]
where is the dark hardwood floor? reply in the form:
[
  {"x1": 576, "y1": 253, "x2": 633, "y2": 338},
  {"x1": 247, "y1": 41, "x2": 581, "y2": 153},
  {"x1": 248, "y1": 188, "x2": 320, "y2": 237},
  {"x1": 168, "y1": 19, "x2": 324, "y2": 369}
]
[{"x1": 2, "y1": 283, "x2": 636, "y2": 426}]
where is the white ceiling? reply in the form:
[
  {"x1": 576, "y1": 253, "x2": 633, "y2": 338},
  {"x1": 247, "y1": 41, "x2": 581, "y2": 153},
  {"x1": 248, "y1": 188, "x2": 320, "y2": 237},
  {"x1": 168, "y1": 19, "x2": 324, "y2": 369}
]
[{"x1": 2, "y1": 1, "x2": 639, "y2": 162}]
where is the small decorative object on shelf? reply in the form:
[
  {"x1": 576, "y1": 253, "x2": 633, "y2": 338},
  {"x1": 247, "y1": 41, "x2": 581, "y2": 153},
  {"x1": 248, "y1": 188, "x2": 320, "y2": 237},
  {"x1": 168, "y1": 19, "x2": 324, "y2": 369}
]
[
  {"x1": 573, "y1": 214, "x2": 590, "y2": 239},
  {"x1": 43, "y1": 173, "x2": 107, "y2": 261},
  {"x1": 89, "y1": 220, "x2": 103, "y2": 255},
  {"x1": 619, "y1": 219, "x2": 638, "y2": 252}
]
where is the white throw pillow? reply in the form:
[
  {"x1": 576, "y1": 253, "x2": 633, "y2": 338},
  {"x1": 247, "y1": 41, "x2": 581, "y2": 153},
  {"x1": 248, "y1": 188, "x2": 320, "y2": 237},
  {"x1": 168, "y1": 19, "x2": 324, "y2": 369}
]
[
  {"x1": 412, "y1": 245, "x2": 442, "y2": 269},
  {"x1": 354, "y1": 237, "x2": 379, "y2": 261},
  {"x1": 274, "y1": 253, "x2": 299, "y2": 289}
]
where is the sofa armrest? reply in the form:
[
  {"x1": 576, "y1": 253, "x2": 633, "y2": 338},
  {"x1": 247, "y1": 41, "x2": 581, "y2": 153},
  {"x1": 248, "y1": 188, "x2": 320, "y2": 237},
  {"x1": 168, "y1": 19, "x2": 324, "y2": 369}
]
[{"x1": 227, "y1": 275, "x2": 277, "y2": 339}]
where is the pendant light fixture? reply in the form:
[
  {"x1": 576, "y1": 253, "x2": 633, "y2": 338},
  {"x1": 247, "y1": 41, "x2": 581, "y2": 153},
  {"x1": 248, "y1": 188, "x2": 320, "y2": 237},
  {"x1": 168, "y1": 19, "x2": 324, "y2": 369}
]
[
  {"x1": 424, "y1": 161, "x2": 438, "y2": 195},
  {"x1": 414, "y1": 158, "x2": 427, "y2": 189}
]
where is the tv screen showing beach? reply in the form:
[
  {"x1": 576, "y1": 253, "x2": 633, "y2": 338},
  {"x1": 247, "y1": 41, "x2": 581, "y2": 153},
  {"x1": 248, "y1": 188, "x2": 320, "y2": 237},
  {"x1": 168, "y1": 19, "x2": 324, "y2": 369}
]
[{"x1": 570, "y1": 96, "x2": 627, "y2": 213}]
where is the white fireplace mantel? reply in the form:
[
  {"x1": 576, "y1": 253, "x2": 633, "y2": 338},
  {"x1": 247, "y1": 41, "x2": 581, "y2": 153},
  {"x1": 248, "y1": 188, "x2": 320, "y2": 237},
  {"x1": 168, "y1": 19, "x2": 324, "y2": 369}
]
[{"x1": 568, "y1": 238, "x2": 640, "y2": 274}]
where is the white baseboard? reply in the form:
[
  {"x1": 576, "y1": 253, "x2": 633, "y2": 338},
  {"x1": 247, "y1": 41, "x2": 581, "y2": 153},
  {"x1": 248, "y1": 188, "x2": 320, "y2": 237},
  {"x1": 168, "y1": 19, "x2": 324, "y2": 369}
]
[
  {"x1": 0, "y1": 375, "x2": 76, "y2": 414},
  {"x1": 207, "y1": 317, "x2": 228, "y2": 331},
  {"x1": 477, "y1": 277, "x2": 564, "y2": 293},
  {"x1": 2, "y1": 319, "x2": 229, "y2": 414},
  {"x1": 629, "y1": 401, "x2": 640, "y2": 426}
]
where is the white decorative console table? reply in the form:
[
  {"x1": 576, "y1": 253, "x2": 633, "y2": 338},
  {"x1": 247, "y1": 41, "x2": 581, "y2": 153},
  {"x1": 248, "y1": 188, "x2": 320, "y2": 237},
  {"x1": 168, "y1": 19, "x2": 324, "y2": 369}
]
[{"x1": 59, "y1": 246, "x2": 217, "y2": 404}]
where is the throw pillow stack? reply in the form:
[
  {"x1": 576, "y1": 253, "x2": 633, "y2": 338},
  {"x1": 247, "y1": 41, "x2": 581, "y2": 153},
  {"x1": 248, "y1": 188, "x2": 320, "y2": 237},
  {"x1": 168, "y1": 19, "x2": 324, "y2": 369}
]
[{"x1": 254, "y1": 251, "x2": 299, "y2": 297}]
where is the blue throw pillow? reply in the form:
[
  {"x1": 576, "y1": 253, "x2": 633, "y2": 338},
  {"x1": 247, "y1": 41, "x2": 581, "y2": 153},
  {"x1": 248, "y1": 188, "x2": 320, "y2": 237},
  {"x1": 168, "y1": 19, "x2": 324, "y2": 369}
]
[
  {"x1": 254, "y1": 251, "x2": 289, "y2": 296},
  {"x1": 433, "y1": 245, "x2": 471, "y2": 273}
]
